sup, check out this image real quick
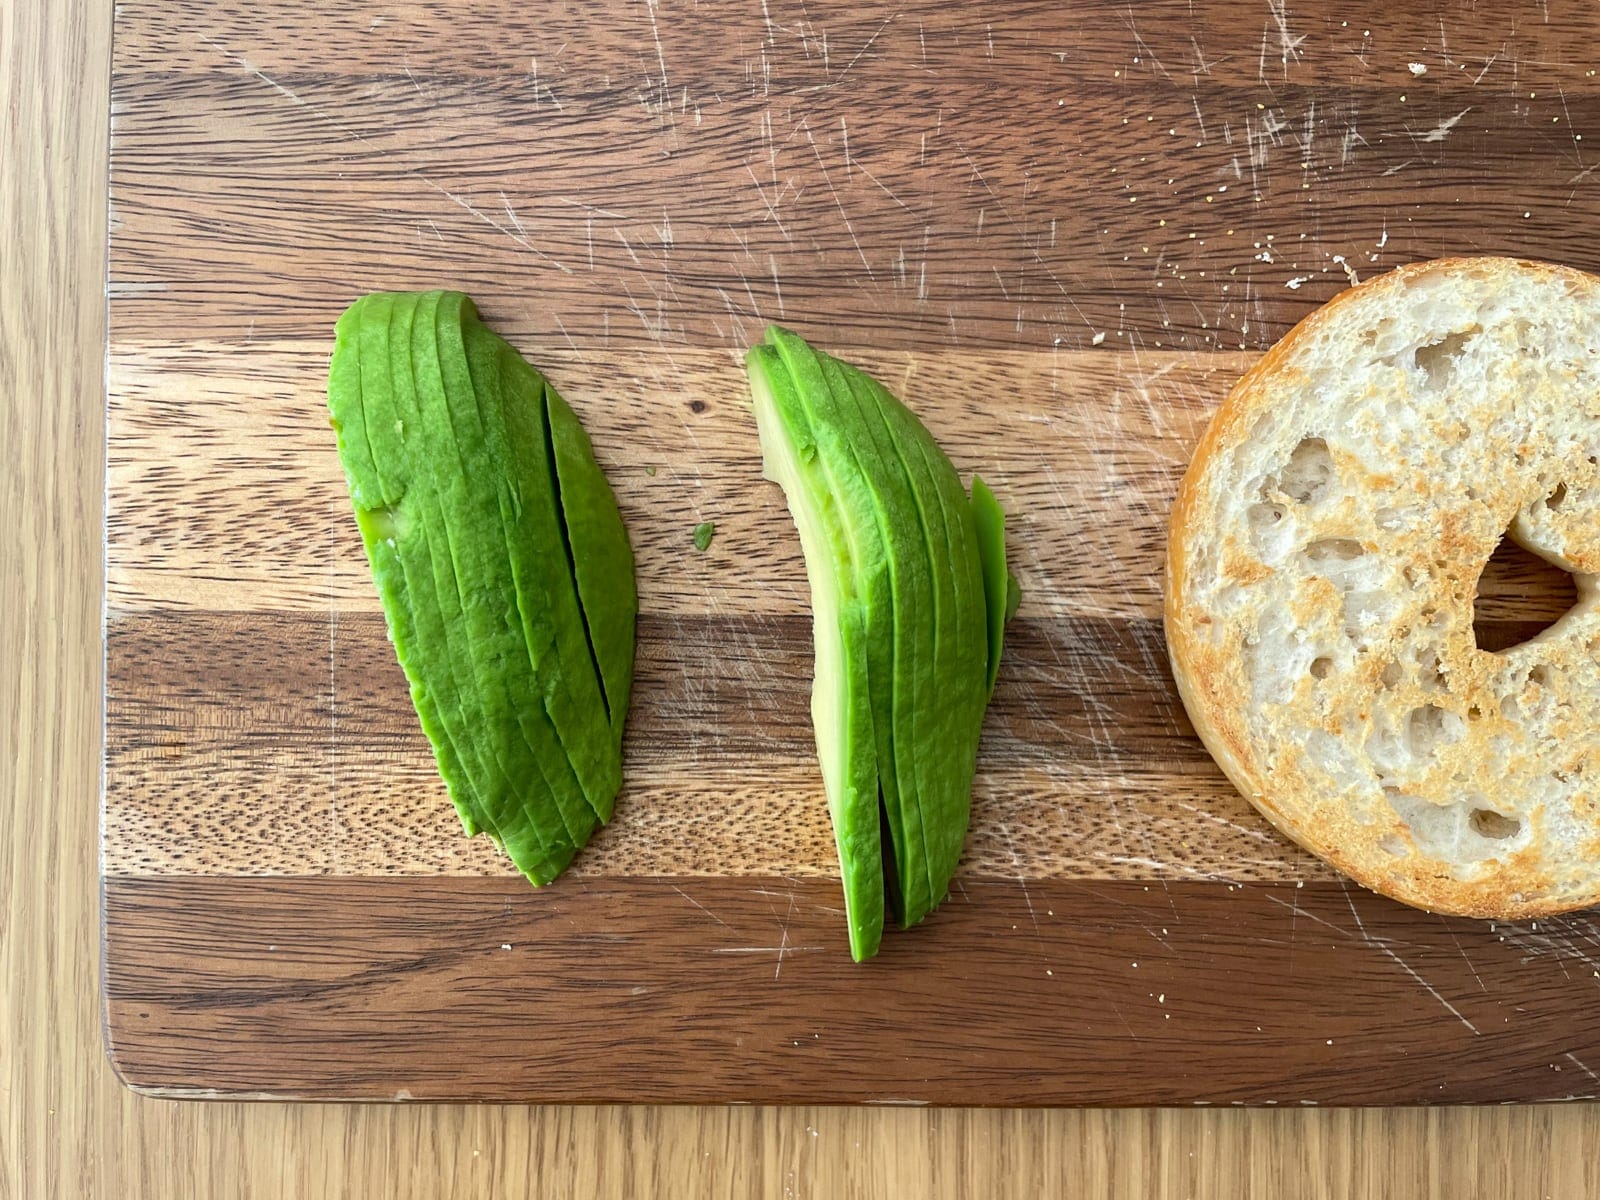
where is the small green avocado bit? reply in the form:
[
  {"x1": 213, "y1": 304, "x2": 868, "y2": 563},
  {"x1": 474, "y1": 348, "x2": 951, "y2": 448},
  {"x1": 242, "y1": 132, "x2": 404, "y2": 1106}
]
[
  {"x1": 326, "y1": 291, "x2": 637, "y2": 885},
  {"x1": 746, "y1": 327, "x2": 1014, "y2": 960}
]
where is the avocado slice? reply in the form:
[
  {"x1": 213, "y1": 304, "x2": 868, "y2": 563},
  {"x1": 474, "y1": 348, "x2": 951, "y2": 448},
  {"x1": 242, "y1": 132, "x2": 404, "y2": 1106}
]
[
  {"x1": 545, "y1": 384, "x2": 638, "y2": 759},
  {"x1": 327, "y1": 290, "x2": 635, "y2": 885},
  {"x1": 748, "y1": 342, "x2": 886, "y2": 960},
  {"x1": 970, "y1": 475, "x2": 1015, "y2": 696},
  {"x1": 765, "y1": 330, "x2": 930, "y2": 926},
  {"x1": 455, "y1": 320, "x2": 619, "y2": 829},
  {"x1": 337, "y1": 292, "x2": 576, "y2": 877},
  {"x1": 333, "y1": 296, "x2": 506, "y2": 852},
  {"x1": 785, "y1": 334, "x2": 942, "y2": 927},
  {"x1": 845, "y1": 364, "x2": 991, "y2": 905},
  {"x1": 851, "y1": 366, "x2": 989, "y2": 905},
  {"x1": 428, "y1": 295, "x2": 598, "y2": 855},
  {"x1": 748, "y1": 327, "x2": 1013, "y2": 958}
]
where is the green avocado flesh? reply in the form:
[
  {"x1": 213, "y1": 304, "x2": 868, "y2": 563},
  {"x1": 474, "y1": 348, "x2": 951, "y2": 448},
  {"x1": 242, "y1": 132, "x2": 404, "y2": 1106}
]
[
  {"x1": 747, "y1": 327, "x2": 1013, "y2": 960},
  {"x1": 327, "y1": 291, "x2": 637, "y2": 884},
  {"x1": 970, "y1": 475, "x2": 1017, "y2": 696}
]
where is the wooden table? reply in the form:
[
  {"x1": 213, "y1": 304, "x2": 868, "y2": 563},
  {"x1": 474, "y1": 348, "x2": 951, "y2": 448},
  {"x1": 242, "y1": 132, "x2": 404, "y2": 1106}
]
[{"x1": 6, "y1": 0, "x2": 1600, "y2": 1194}]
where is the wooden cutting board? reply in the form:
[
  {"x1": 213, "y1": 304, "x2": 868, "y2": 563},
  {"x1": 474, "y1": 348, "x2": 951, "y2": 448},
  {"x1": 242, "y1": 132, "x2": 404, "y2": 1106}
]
[{"x1": 104, "y1": 0, "x2": 1600, "y2": 1104}]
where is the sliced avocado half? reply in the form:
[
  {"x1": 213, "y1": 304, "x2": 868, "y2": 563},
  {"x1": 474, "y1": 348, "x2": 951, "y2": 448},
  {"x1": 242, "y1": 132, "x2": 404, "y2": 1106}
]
[
  {"x1": 748, "y1": 327, "x2": 1015, "y2": 959},
  {"x1": 327, "y1": 290, "x2": 636, "y2": 885},
  {"x1": 767, "y1": 328, "x2": 939, "y2": 927},
  {"x1": 748, "y1": 341, "x2": 886, "y2": 960}
]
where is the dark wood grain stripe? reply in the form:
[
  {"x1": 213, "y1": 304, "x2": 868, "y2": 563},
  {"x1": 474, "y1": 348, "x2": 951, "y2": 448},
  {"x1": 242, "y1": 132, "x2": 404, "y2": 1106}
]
[
  {"x1": 106, "y1": 21, "x2": 1600, "y2": 348},
  {"x1": 103, "y1": 874, "x2": 1600, "y2": 1105},
  {"x1": 107, "y1": 0, "x2": 1600, "y2": 92}
]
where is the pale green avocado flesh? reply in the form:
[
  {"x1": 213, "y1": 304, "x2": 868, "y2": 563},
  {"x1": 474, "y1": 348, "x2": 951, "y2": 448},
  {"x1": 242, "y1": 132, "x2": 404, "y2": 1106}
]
[
  {"x1": 327, "y1": 291, "x2": 637, "y2": 885},
  {"x1": 970, "y1": 475, "x2": 1018, "y2": 696},
  {"x1": 748, "y1": 327, "x2": 1015, "y2": 960}
]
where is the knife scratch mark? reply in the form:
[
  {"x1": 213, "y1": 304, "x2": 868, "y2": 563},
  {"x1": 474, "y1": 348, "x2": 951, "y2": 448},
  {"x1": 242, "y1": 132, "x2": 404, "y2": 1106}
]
[
  {"x1": 199, "y1": 37, "x2": 572, "y2": 272},
  {"x1": 672, "y1": 885, "x2": 731, "y2": 928},
  {"x1": 804, "y1": 129, "x2": 874, "y2": 277},
  {"x1": 1566, "y1": 1053, "x2": 1600, "y2": 1084},
  {"x1": 1340, "y1": 889, "x2": 1481, "y2": 1035}
]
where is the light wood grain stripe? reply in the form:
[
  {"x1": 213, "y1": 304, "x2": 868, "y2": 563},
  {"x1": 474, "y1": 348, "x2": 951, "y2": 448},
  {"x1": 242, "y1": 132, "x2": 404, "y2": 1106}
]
[
  {"x1": 107, "y1": 342, "x2": 1226, "y2": 618},
  {"x1": 107, "y1": 341, "x2": 1584, "y2": 624},
  {"x1": 104, "y1": 608, "x2": 1327, "y2": 880}
]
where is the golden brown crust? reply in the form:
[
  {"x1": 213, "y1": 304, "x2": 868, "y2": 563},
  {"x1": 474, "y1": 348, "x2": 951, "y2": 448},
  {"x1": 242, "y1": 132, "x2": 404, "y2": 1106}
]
[{"x1": 1166, "y1": 256, "x2": 1600, "y2": 919}]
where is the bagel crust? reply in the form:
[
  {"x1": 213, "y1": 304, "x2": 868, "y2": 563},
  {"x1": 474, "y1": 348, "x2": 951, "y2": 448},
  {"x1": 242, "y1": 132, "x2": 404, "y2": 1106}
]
[{"x1": 1166, "y1": 257, "x2": 1600, "y2": 918}]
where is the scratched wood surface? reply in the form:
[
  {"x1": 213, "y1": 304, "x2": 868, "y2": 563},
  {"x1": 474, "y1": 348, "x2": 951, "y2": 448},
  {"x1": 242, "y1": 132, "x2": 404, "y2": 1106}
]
[{"x1": 104, "y1": 0, "x2": 1600, "y2": 1103}]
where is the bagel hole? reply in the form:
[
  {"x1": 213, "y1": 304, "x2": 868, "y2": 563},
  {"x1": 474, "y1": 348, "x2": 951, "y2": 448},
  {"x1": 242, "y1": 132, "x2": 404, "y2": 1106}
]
[
  {"x1": 1546, "y1": 482, "x2": 1568, "y2": 511},
  {"x1": 1309, "y1": 656, "x2": 1333, "y2": 679},
  {"x1": 1379, "y1": 661, "x2": 1405, "y2": 689},
  {"x1": 1471, "y1": 531, "x2": 1580, "y2": 653}
]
